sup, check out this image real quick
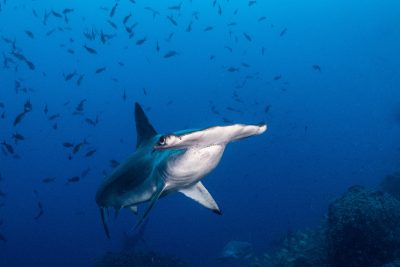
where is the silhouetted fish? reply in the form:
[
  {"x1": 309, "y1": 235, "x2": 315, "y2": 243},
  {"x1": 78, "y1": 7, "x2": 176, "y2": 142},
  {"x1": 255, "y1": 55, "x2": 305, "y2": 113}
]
[
  {"x1": 62, "y1": 142, "x2": 74, "y2": 148},
  {"x1": 166, "y1": 14, "x2": 177, "y2": 26},
  {"x1": 83, "y1": 44, "x2": 97, "y2": 54},
  {"x1": 312, "y1": 64, "x2": 321, "y2": 71},
  {"x1": 280, "y1": 28, "x2": 287, "y2": 37},
  {"x1": 85, "y1": 149, "x2": 96, "y2": 157},
  {"x1": 164, "y1": 50, "x2": 178, "y2": 58},
  {"x1": 42, "y1": 177, "x2": 55, "y2": 183},
  {"x1": 1, "y1": 141, "x2": 14, "y2": 154},
  {"x1": 67, "y1": 176, "x2": 80, "y2": 183}
]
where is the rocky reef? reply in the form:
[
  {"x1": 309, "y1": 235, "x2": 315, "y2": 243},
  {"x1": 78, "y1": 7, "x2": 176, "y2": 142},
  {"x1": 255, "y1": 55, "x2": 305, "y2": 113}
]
[
  {"x1": 252, "y1": 173, "x2": 400, "y2": 267},
  {"x1": 93, "y1": 250, "x2": 189, "y2": 267}
]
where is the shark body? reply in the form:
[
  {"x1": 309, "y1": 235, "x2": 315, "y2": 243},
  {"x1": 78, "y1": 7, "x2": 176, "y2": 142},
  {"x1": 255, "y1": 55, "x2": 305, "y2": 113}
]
[{"x1": 95, "y1": 103, "x2": 266, "y2": 237}]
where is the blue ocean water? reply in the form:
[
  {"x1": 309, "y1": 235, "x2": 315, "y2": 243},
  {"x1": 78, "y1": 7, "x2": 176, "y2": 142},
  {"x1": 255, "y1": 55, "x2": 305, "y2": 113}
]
[{"x1": 0, "y1": 0, "x2": 399, "y2": 266}]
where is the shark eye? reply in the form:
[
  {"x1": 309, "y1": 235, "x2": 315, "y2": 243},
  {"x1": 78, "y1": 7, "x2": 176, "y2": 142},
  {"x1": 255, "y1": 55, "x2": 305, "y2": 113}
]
[{"x1": 158, "y1": 136, "x2": 166, "y2": 146}]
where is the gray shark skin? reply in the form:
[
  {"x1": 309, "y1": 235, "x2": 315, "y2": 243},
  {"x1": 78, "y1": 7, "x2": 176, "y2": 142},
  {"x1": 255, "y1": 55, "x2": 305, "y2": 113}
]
[{"x1": 95, "y1": 103, "x2": 267, "y2": 238}]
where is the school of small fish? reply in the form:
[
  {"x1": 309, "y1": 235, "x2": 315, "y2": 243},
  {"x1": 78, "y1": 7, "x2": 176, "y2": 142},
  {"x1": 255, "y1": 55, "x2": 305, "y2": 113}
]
[{"x1": 0, "y1": 0, "x2": 322, "y2": 243}]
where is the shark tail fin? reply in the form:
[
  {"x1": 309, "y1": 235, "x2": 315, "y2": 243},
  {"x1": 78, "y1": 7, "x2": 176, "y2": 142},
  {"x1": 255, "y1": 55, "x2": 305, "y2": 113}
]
[
  {"x1": 135, "y1": 103, "x2": 157, "y2": 149},
  {"x1": 100, "y1": 207, "x2": 111, "y2": 239}
]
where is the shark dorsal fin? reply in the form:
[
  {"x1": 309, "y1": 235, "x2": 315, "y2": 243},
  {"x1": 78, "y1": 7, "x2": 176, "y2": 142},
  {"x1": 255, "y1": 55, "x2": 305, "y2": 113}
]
[{"x1": 135, "y1": 103, "x2": 157, "y2": 149}]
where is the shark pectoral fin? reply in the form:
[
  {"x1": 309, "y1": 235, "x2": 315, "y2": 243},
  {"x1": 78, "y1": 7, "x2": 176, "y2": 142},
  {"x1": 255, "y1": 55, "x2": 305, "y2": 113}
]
[
  {"x1": 134, "y1": 186, "x2": 164, "y2": 230},
  {"x1": 179, "y1": 182, "x2": 222, "y2": 215},
  {"x1": 128, "y1": 205, "x2": 138, "y2": 215}
]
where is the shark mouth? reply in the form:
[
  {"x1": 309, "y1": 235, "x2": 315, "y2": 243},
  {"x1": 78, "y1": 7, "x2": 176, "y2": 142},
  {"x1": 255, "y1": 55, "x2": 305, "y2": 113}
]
[{"x1": 100, "y1": 207, "x2": 110, "y2": 239}]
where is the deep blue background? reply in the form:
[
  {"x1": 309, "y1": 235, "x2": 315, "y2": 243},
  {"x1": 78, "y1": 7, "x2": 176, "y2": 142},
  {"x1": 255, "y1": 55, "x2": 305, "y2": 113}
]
[{"x1": 0, "y1": 0, "x2": 399, "y2": 266}]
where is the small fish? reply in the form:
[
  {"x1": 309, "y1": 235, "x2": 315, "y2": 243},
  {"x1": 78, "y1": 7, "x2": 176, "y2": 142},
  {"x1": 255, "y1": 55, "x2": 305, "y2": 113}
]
[
  {"x1": 204, "y1": 26, "x2": 213, "y2": 32},
  {"x1": 24, "y1": 99, "x2": 32, "y2": 112},
  {"x1": 43, "y1": 104, "x2": 48, "y2": 115},
  {"x1": 156, "y1": 41, "x2": 160, "y2": 52},
  {"x1": 73, "y1": 140, "x2": 87, "y2": 154},
  {"x1": 107, "y1": 20, "x2": 118, "y2": 29},
  {"x1": 109, "y1": 3, "x2": 118, "y2": 17},
  {"x1": 186, "y1": 21, "x2": 192, "y2": 32},
  {"x1": 12, "y1": 132, "x2": 24, "y2": 142},
  {"x1": 62, "y1": 142, "x2": 74, "y2": 148},
  {"x1": 51, "y1": 10, "x2": 62, "y2": 18},
  {"x1": 136, "y1": 36, "x2": 147, "y2": 45},
  {"x1": 123, "y1": 13, "x2": 132, "y2": 24},
  {"x1": 13, "y1": 111, "x2": 27, "y2": 127},
  {"x1": 83, "y1": 45, "x2": 97, "y2": 54},
  {"x1": 243, "y1": 32, "x2": 252, "y2": 41},
  {"x1": 122, "y1": 89, "x2": 127, "y2": 101},
  {"x1": 168, "y1": 2, "x2": 182, "y2": 11},
  {"x1": 0, "y1": 102, "x2": 4, "y2": 108},
  {"x1": 34, "y1": 206, "x2": 44, "y2": 220},
  {"x1": 142, "y1": 88, "x2": 147, "y2": 96},
  {"x1": 85, "y1": 149, "x2": 96, "y2": 157},
  {"x1": 85, "y1": 116, "x2": 99, "y2": 126},
  {"x1": 248, "y1": 1, "x2": 256, "y2": 6},
  {"x1": 227, "y1": 22, "x2": 237, "y2": 27},
  {"x1": 227, "y1": 67, "x2": 239, "y2": 72},
  {"x1": 258, "y1": 16, "x2": 266, "y2": 22},
  {"x1": 24, "y1": 30, "x2": 34, "y2": 39},
  {"x1": 280, "y1": 28, "x2": 287, "y2": 37},
  {"x1": 75, "y1": 99, "x2": 87, "y2": 113},
  {"x1": 273, "y1": 75, "x2": 282, "y2": 80},
  {"x1": 312, "y1": 64, "x2": 321, "y2": 71},
  {"x1": 62, "y1": 8, "x2": 74, "y2": 14},
  {"x1": 48, "y1": 114, "x2": 60, "y2": 121},
  {"x1": 224, "y1": 46, "x2": 233, "y2": 53},
  {"x1": 42, "y1": 177, "x2": 55, "y2": 183},
  {"x1": 164, "y1": 50, "x2": 179, "y2": 58},
  {"x1": 76, "y1": 74, "x2": 84, "y2": 86},
  {"x1": 67, "y1": 176, "x2": 80, "y2": 183},
  {"x1": 264, "y1": 104, "x2": 271, "y2": 114},
  {"x1": 63, "y1": 71, "x2": 77, "y2": 81},
  {"x1": 144, "y1": 7, "x2": 160, "y2": 19},
  {"x1": 166, "y1": 15, "x2": 177, "y2": 26},
  {"x1": 95, "y1": 67, "x2": 106, "y2": 74}
]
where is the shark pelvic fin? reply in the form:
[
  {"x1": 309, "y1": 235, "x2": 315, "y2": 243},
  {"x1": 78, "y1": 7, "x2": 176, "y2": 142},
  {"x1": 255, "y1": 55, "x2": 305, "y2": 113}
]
[
  {"x1": 134, "y1": 185, "x2": 164, "y2": 230},
  {"x1": 135, "y1": 102, "x2": 157, "y2": 149},
  {"x1": 179, "y1": 182, "x2": 222, "y2": 215},
  {"x1": 128, "y1": 205, "x2": 138, "y2": 215}
]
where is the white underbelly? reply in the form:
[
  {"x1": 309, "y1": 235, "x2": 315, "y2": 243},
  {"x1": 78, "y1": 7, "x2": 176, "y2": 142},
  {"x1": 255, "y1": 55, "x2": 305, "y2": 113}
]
[{"x1": 165, "y1": 145, "x2": 225, "y2": 190}]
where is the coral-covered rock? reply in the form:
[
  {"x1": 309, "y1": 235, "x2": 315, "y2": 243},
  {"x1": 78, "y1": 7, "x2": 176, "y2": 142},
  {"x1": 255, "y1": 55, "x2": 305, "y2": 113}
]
[{"x1": 327, "y1": 185, "x2": 400, "y2": 267}]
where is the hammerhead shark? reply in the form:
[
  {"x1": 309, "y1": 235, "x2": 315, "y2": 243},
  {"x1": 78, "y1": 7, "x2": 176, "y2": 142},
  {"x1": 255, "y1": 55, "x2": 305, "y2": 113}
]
[{"x1": 95, "y1": 103, "x2": 266, "y2": 238}]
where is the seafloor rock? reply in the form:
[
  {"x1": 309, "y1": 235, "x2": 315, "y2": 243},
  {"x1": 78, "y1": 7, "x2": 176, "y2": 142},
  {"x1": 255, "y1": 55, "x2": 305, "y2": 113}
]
[
  {"x1": 93, "y1": 250, "x2": 189, "y2": 267},
  {"x1": 252, "y1": 184, "x2": 400, "y2": 267},
  {"x1": 252, "y1": 227, "x2": 328, "y2": 267},
  {"x1": 379, "y1": 172, "x2": 400, "y2": 201},
  {"x1": 327, "y1": 185, "x2": 400, "y2": 267}
]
